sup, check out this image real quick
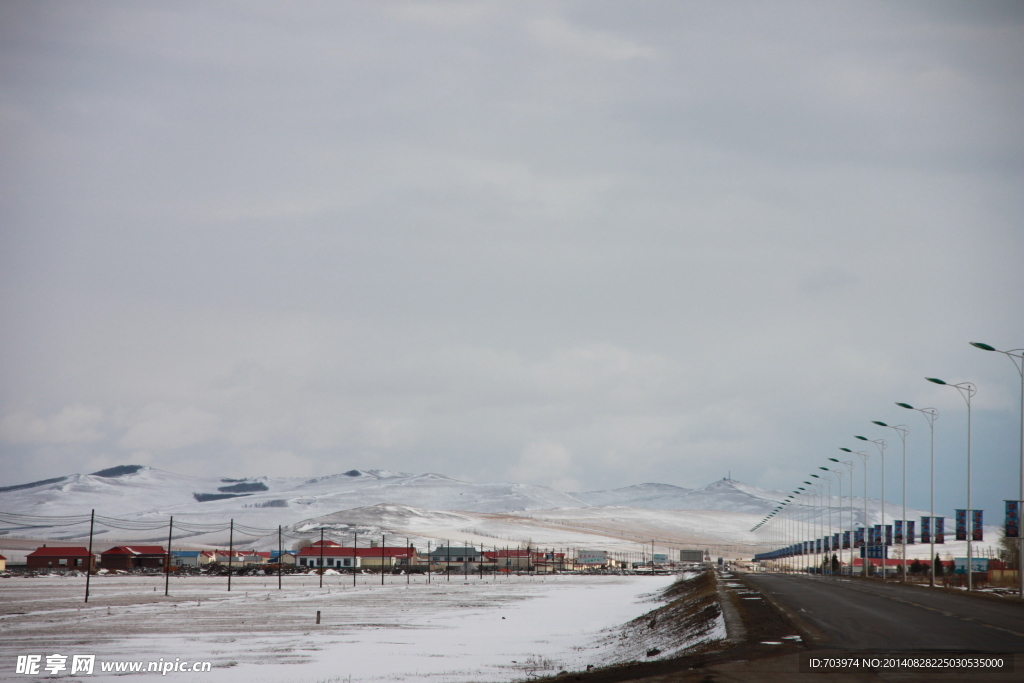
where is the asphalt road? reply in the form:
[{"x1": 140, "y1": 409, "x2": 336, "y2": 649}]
[{"x1": 743, "y1": 572, "x2": 1024, "y2": 652}]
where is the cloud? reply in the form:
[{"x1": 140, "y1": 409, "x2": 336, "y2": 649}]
[
  {"x1": 0, "y1": 2, "x2": 1021, "y2": 519},
  {"x1": 510, "y1": 440, "x2": 579, "y2": 492},
  {"x1": 118, "y1": 405, "x2": 222, "y2": 451},
  {"x1": 0, "y1": 405, "x2": 105, "y2": 444}
]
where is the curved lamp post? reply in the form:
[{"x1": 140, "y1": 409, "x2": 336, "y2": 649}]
[
  {"x1": 811, "y1": 473, "x2": 833, "y2": 574},
  {"x1": 856, "y1": 435, "x2": 887, "y2": 577},
  {"x1": 841, "y1": 447, "x2": 870, "y2": 577},
  {"x1": 927, "y1": 376, "x2": 977, "y2": 591},
  {"x1": 821, "y1": 467, "x2": 845, "y2": 574},
  {"x1": 874, "y1": 421, "x2": 909, "y2": 581},
  {"x1": 829, "y1": 457, "x2": 854, "y2": 576},
  {"x1": 971, "y1": 342, "x2": 1024, "y2": 600},
  {"x1": 897, "y1": 402, "x2": 939, "y2": 587},
  {"x1": 802, "y1": 481, "x2": 819, "y2": 577}
]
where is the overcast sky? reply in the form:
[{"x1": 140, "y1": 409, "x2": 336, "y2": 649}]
[{"x1": 2, "y1": 1, "x2": 1022, "y2": 520}]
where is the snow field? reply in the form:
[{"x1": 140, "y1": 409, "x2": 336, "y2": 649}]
[{"x1": 1, "y1": 572, "x2": 680, "y2": 682}]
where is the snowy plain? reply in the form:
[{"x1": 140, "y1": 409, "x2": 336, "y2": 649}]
[{"x1": 1, "y1": 572, "x2": 683, "y2": 682}]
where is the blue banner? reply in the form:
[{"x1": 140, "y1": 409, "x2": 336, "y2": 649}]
[
  {"x1": 955, "y1": 509, "x2": 967, "y2": 541},
  {"x1": 1006, "y1": 501, "x2": 1020, "y2": 539},
  {"x1": 895, "y1": 520, "x2": 904, "y2": 544},
  {"x1": 936, "y1": 516, "x2": 945, "y2": 544},
  {"x1": 885, "y1": 524, "x2": 893, "y2": 546},
  {"x1": 921, "y1": 516, "x2": 931, "y2": 544},
  {"x1": 972, "y1": 509, "x2": 984, "y2": 541},
  {"x1": 907, "y1": 520, "x2": 915, "y2": 545},
  {"x1": 843, "y1": 530, "x2": 851, "y2": 549},
  {"x1": 854, "y1": 528, "x2": 864, "y2": 548},
  {"x1": 833, "y1": 533, "x2": 840, "y2": 550}
]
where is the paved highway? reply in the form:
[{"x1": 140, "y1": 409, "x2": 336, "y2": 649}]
[{"x1": 743, "y1": 572, "x2": 1024, "y2": 652}]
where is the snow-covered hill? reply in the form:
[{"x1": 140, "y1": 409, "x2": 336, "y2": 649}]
[
  {"x1": 575, "y1": 478, "x2": 788, "y2": 513},
  {"x1": 0, "y1": 465, "x2": 587, "y2": 521},
  {"x1": 2, "y1": 466, "x2": 976, "y2": 558}
]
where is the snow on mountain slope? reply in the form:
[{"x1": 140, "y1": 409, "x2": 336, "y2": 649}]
[
  {"x1": 0, "y1": 465, "x2": 589, "y2": 523},
  {"x1": 576, "y1": 478, "x2": 786, "y2": 513},
  {"x1": 574, "y1": 483, "x2": 693, "y2": 508}
]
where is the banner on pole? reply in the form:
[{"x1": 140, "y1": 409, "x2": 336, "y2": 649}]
[
  {"x1": 895, "y1": 520, "x2": 904, "y2": 545},
  {"x1": 1005, "y1": 501, "x2": 1020, "y2": 539},
  {"x1": 955, "y1": 509, "x2": 967, "y2": 541},
  {"x1": 971, "y1": 509, "x2": 984, "y2": 541},
  {"x1": 907, "y1": 520, "x2": 915, "y2": 544},
  {"x1": 843, "y1": 530, "x2": 850, "y2": 549},
  {"x1": 935, "y1": 516, "x2": 945, "y2": 544},
  {"x1": 873, "y1": 524, "x2": 882, "y2": 546},
  {"x1": 823, "y1": 536, "x2": 830, "y2": 552},
  {"x1": 854, "y1": 528, "x2": 864, "y2": 548},
  {"x1": 921, "y1": 516, "x2": 931, "y2": 544},
  {"x1": 884, "y1": 524, "x2": 892, "y2": 546},
  {"x1": 833, "y1": 533, "x2": 840, "y2": 550},
  {"x1": 816, "y1": 539, "x2": 822, "y2": 554}
]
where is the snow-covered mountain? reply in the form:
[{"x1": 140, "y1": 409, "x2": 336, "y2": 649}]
[
  {"x1": 574, "y1": 479, "x2": 788, "y2": 512},
  {"x1": 0, "y1": 466, "x2": 1001, "y2": 560},
  {"x1": 0, "y1": 465, "x2": 586, "y2": 520}
]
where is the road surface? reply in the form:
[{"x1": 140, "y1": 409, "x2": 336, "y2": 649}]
[{"x1": 743, "y1": 572, "x2": 1024, "y2": 651}]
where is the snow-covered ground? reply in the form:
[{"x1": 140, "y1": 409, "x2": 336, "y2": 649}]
[{"x1": 1, "y1": 573, "x2": 682, "y2": 682}]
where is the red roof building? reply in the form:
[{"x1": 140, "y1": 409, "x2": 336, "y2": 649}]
[
  {"x1": 27, "y1": 546, "x2": 95, "y2": 571},
  {"x1": 100, "y1": 546, "x2": 168, "y2": 570},
  {"x1": 296, "y1": 544, "x2": 418, "y2": 569}
]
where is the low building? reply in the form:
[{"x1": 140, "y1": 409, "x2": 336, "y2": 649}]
[
  {"x1": 533, "y1": 551, "x2": 569, "y2": 573},
  {"x1": 429, "y1": 546, "x2": 486, "y2": 571},
  {"x1": 100, "y1": 546, "x2": 168, "y2": 570},
  {"x1": 268, "y1": 550, "x2": 297, "y2": 566},
  {"x1": 295, "y1": 541, "x2": 419, "y2": 570},
  {"x1": 295, "y1": 544, "x2": 362, "y2": 570},
  {"x1": 484, "y1": 549, "x2": 532, "y2": 571},
  {"x1": 355, "y1": 545, "x2": 418, "y2": 569},
  {"x1": 170, "y1": 551, "x2": 217, "y2": 567},
  {"x1": 0, "y1": 554, "x2": 7, "y2": 570},
  {"x1": 27, "y1": 546, "x2": 95, "y2": 571}
]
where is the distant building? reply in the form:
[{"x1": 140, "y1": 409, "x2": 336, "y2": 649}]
[
  {"x1": 428, "y1": 546, "x2": 485, "y2": 571},
  {"x1": 0, "y1": 554, "x2": 7, "y2": 571},
  {"x1": 27, "y1": 546, "x2": 95, "y2": 571},
  {"x1": 295, "y1": 544, "x2": 361, "y2": 569},
  {"x1": 170, "y1": 551, "x2": 216, "y2": 567},
  {"x1": 295, "y1": 541, "x2": 418, "y2": 570},
  {"x1": 268, "y1": 550, "x2": 297, "y2": 566},
  {"x1": 100, "y1": 546, "x2": 168, "y2": 570}
]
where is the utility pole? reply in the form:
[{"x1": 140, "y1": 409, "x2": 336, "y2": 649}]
[
  {"x1": 227, "y1": 519, "x2": 234, "y2": 592},
  {"x1": 84, "y1": 509, "x2": 95, "y2": 603},
  {"x1": 164, "y1": 516, "x2": 173, "y2": 596}
]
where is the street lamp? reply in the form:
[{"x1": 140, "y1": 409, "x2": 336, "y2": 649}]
[
  {"x1": 927, "y1": 376, "x2": 977, "y2": 591},
  {"x1": 807, "y1": 480, "x2": 823, "y2": 574},
  {"x1": 811, "y1": 473, "x2": 833, "y2": 574},
  {"x1": 856, "y1": 435, "x2": 887, "y2": 576},
  {"x1": 821, "y1": 467, "x2": 845, "y2": 575},
  {"x1": 841, "y1": 447, "x2": 870, "y2": 577},
  {"x1": 971, "y1": 342, "x2": 1024, "y2": 600},
  {"x1": 874, "y1": 421, "x2": 909, "y2": 582},
  {"x1": 897, "y1": 402, "x2": 939, "y2": 587},
  {"x1": 829, "y1": 457, "x2": 854, "y2": 576}
]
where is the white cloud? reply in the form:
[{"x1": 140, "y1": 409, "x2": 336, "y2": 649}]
[
  {"x1": 510, "y1": 440, "x2": 578, "y2": 492},
  {"x1": 0, "y1": 405, "x2": 105, "y2": 444},
  {"x1": 118, "y1": 405, "x2": 222, "y2": 451}
]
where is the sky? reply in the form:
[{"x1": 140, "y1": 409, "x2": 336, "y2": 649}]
[{"x1": 2, "y1": 1, "x2": 1023, "y2": 521}]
